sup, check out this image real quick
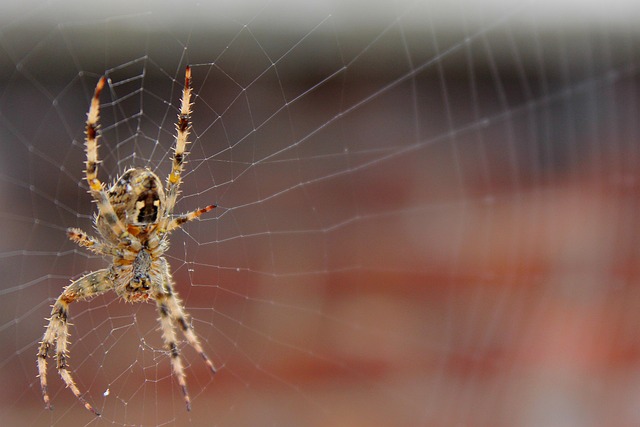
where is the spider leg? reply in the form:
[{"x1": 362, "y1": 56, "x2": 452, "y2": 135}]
[
  {"x1": 163, "y1": 66, "x2": 193, "y2": 223},
  {"x1": 155, "y1": 292, "x2": 192, "y2": 411},
  {"x1": 37, "y1": 269, "x2": 113, "y2": 416},
  {"x1": 67, "y1": 227, "x2": 121, "y2": 256},
  {"x1": 166, "y1": 204, "x2": 216, "y2": 233},
  {"x1": 84, "y1": 77, "x2": 127, "y2": 238},
  {"x1": 164, "y1": 290, "x2": 217, "y2": 375},
  {"x1": 153, "y1": 258, "x2": 216, "y2": 411}
]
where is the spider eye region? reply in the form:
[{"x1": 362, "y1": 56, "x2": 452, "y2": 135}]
[{"x1": 131, "y1": 273, "x2": 151, "y2": 290}]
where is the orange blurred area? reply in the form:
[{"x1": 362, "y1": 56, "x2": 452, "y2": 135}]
[{"x1": 7, "y1": 155, "x2": 640, "y2": 427}]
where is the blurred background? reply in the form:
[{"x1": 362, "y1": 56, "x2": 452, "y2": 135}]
[{"x1": 1, "y1": 0, "x2": 640, "y2": 425}]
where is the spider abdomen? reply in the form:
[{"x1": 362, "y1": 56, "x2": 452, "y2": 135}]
[{"x1": 97, "y1": 168, "x2": 166, "y2": 241}]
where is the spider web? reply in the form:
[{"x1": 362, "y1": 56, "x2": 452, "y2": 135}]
[{"x1": 1, "y1": 0, "x2": 640, "y2": 425}]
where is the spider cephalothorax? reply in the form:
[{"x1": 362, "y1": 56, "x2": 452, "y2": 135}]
[{"x1": 37, "y1": 67, "x2": 216, "y2": 416}]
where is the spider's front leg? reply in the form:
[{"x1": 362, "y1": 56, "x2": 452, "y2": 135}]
[
  {"x1": 155, "y1": 291, "x2": 191, "y2": 411},
  {"x1": 37, "y1": 269, "x2": 114, "y2": 416},
  {"x1": 153, "y1": 258, "x2": 216, "y2": 411}
]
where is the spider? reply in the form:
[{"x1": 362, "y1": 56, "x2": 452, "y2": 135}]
[{"x1": 37, "y1": 66, "x2": 216, "y2": 416}]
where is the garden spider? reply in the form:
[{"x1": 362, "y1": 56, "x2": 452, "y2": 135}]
[{"x1": 37, "y1": 66, "x2": 216, "y2": 416}]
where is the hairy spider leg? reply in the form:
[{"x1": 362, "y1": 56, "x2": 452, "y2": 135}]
[
  {"x1": 37, "y1": 269, "x2": 114, "y2": 416},
  {"x1": 67, "y1": 227, "x2": 131, "y2": 258},
  {"x1": 160, "y1": 258, "x2": 217, "y2": 375},
  {"x1": 163, "y1": 66, "x2": 193, "y2": 225},
  {"x1": 166, "y1": 204, "x2": 216, "y2": 233},
  {"x1": 155, "y1": 292, "x2": 191, "y2": 411},
  {"x1": 85, "y1": 77, "x2": 127, "y2": 238},
  {"x1": 154, "y1": 258, "x2": 217, "y2": 411}
]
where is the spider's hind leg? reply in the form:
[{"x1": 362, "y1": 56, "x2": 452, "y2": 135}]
[
  {"x1": 163, "y1": 66, "x2": 193, "y2": 222},
  {"x1": 83, "y1": 76, "x2": 127, "y2": 239},
  {"x1": 85, "y1": 76, "x2": 106, "y2": 194}
]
